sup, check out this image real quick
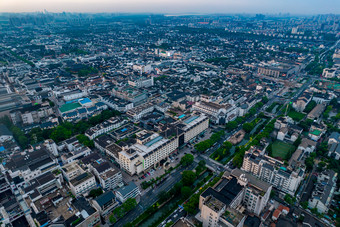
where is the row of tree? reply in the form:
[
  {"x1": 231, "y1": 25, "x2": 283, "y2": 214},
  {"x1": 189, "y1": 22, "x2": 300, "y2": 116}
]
[
  {"x1": 0, "y1": 109, "x2": 120, "y2": 149},
  {"x1": 232, "y1": 119, "x2": 275, "y2": 168},
  {"x1": 194, "y1": 130, "x2": 225, "y2": 153}
]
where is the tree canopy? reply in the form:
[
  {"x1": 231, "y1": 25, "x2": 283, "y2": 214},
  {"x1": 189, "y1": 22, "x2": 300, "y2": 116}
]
[{"x1": 180, "y1": 154, "x2": 194, "y2": 167}]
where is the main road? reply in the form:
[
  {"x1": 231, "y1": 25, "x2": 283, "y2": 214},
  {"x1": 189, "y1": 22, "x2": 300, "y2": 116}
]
[{"x1": 112, "y1": 162, "x2": 197, "y2": 227}]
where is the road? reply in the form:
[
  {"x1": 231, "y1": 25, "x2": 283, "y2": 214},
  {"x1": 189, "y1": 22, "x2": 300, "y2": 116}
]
[
  {"x1": 157, "y1": 173, "x2": 219, "y2": 227},
  {"x1": 112, "y1": 162, "x2": 197, "y2": 227}
]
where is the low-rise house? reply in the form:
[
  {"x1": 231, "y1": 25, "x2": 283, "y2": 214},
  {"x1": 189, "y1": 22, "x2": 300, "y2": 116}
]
[
  {"x1": 61, "y1": 137, "x2": 92, "y2": 164},
  {"x1": 94, "y1": 135, "x2": 115, "y2": 152},
  {"x1": 85, "y1": 117, "x2": 125, "y2": 140},
  {"x1": 4, "y1": 149, "x2": 59, "y2": 183},
  {"x1": 92, "y1": 191, "x2": 119, "y2": 220},
  {"x1": 115, "y1": 181, "x2": 140, "y2": 203},
  {"x1": 309, "y1": 170, "x2": 337, "y2": 213},
  {"x1": 307, "y1": 104, "x2": 326, "y2": 121},
  {"x1": 277, "y1": 124, "x2": 302, "y2": 142},
  {"x1": 328, "y1": 132, "x2": 340, "y2": 159},
  {"x1": 308, "y1": 123, "x2": 327, "y2": 141},
  {"x1": 63, "y1": 197, "x2": 101, "y2": 227},
  {"x1": 293, "y1": 92, "x2": 312, "y2": 112}
]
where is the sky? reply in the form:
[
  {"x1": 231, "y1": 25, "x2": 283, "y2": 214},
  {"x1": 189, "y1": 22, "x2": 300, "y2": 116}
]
[{"x1": 1, "y1": 0, "x2": 340, "y2": 15}]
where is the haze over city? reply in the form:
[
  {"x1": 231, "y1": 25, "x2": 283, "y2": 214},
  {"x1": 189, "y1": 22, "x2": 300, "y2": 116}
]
[{"x1": 1, "y1": 0, "x2": 340, "y2": 14}]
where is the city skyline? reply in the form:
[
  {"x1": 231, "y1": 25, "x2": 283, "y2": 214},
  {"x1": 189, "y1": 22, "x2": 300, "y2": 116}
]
[{"x1": 1, "y1": 0, "x2": 340, "y2": 15}]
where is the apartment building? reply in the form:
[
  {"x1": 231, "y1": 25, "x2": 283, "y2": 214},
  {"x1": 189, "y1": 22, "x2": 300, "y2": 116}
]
[
  {"x1": 69, "y1": 172, "x2": 96, "y2": 197},
  {"x1": 230, "y1": 169, "x2": 272, "y2": 216},
  {"x1": 112, "y1": 86, "x2": 147, "y2": 105},
  {"x1": 242, "y1": 148, "x2": 304, "y2": 196},
  {"x1": 198, "y1": 168, "x2": 271, "y2": 226},
  {"x1": 61, "y1": 161, "x2": 84, "y2": 181},
  {"x1": 91, "y1": 161, "x2": 122, "y2": 190},
  {"x1": 199, "y1": 177, "x2": 245, "y2": 227}
]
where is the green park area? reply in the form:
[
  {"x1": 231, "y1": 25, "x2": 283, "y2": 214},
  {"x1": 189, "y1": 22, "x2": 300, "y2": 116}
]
[
  {"x1": 271, "y1": 140, "x2": 296, "y2": 161},
  {"x1": 287, "y1": 109, "x2": 305, "y2": 122},
  {"x1": 59, "y1": 102, "x2": 81, "y2": 113}
]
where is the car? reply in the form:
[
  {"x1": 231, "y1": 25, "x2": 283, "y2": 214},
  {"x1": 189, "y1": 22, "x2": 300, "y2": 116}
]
[{"x1": 173, "y1": 214, "x2": 178, "y2": 218}]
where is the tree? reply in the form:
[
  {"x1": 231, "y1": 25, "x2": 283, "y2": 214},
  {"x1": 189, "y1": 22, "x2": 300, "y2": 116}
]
[
  {"x1": 109, "y1": 215, "x2": 116, "y2": 224},
  {"x1": 76, "y1": 134, "x2": 94, "y2": 148},
  {"x1": 198, "y1": 160, "x2": 206, "y2": 167},
  {"x1": 305, "y1": 157, "x2": 314, "y2": 171},
  {"x1": 123, "y1": 223, "x2": 133, "y2": 227},
  {"x1": 158, "y1": 191, "x2": 169, "y2": 203},
  {"x1": 270, "y1": 190, "x2": 276, "y2": 198},
  {"x1": 284, "y1": 194, "x2": 296, "y2": 205},
  {"x1": 242, "y1": 123, "x2": 253, "y2": 133},
  {"x1": 293, "y1": 136, "x2": 302, "y2": 147},
  {"x1": 232, "y1": 152, "x2": 244, "y2": 168},
  {"x1": 181, "y1": 186, "x2": 192, "y2": 199},
  {"x1": 123, "y1": 198, "x2": 137, "y2": 212},
  {"x1": 194, "y1": 140, "x2": 212, "y2": 153},
  {"x1": 262, "y1": 96, "x2": 269, "y2": 104},
  {"x1": 303, "y1": 100, "x2": 317, "y2": 113},
  {"x1": 226, "y1": 121, "x2": 238, "y2": 131},
  {"x1": 184, "y1": 193, "x2": 200, "y2": 214},
  {"x1": 180, "y1": 154, "x2": 194, "y2": 167},
  {"x1": 301, "y1": 201, "x2": 308, "y2": 209},
  {"x1": 165, "y1": 222, "x2": 174, "y2": 227},
  {"x1": 89, "y1": 188, "x2": 103, "y2": 198},
  {"x1": 182, "y1": 170, "x2": 196, "y2": 186},
  {"x1": 223, "y1": 141, "x2": 233, "y2": 150},
  {"x1": 317, "y1": 162, "x2": 326, "y2": 172}
]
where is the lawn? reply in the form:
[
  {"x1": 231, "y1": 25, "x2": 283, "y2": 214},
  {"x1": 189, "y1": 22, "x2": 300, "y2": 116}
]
[
  {"x1": 287, "y1": 110, "x2": 305, "y2": 122},
  {"x1": 271, "y1": 141, "x2": 296, "y2": 161}
]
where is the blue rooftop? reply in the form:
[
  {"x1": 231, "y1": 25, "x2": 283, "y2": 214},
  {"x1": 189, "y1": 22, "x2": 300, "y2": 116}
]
[
  {"x1": 65, "y1": 98, "x2": 81, "y2": 104},
  {"x1": 145, "y1": 136, "x2": 163, "y2": 147},
  {"x1": 178, "y1": 114, "x2": 186, "y2": 119},
  {"x1": 95, "y1": 191, "x2": 115, "y2": 208},
  {"x1": 184, "y1": 115, "x2": 199, "y2": 124},
  {"x1": 80, "y1": 98, "x2": 92, "y2": 104}
]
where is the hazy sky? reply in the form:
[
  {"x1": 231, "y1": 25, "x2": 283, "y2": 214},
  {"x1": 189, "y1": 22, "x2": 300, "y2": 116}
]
[{"x1": 1, "y1": 0, "x2": 339, "y2": 14}]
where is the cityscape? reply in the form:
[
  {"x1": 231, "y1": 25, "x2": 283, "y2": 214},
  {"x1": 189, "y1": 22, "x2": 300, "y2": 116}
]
[{"x1": 0, "y1": 3, "x2": 339, "y2": 227}]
